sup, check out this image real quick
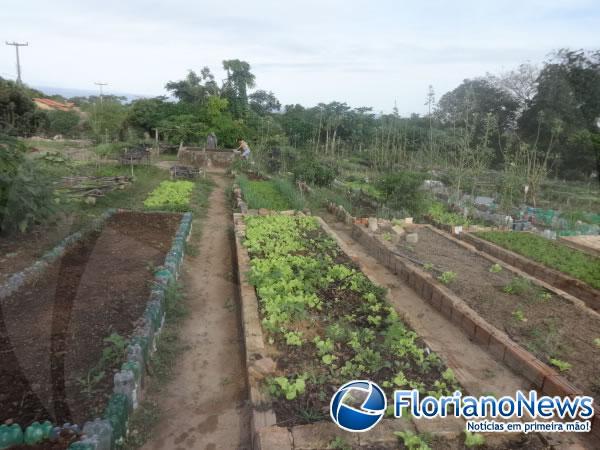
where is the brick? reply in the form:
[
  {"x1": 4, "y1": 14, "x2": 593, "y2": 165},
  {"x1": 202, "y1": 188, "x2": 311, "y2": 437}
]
[
  {"x1": 413, "y1": 416, "x2": 465, "y2": 439},
  {"x1": 473, "y1": 324, "x2": 492, "y2": 346},
  {"x1": 254, "y1": 426, "x2": 293, "y2": 450},
  {"x1": 440, "y1": 296, "x2": 454, "y2": 320},
  {"x1": 421, "y1": 282, "x2": 433, "y2": 302},
  {"x1": 359, "y1": 418, "x2": 415, "y2": 447},
  {"x1": 487, "y1": 332, "x2": 507, "y2": 360},
  {"x1": 591, "y1": 412, "x2": 600, "y2": 439},
  {"x1": 291, "y1": 422, "x2": 359, "y2": 450},
  {"x1": 460, "y1": 312, "x2": 477, "y2": 338},
  {"x1": 503, "y1": 348, "x2": 547, "y2": 388},
  {"x1": 430, "y1": 288, "x2": 442, "y2": 310},
  {"x1": 541, "y1": 375, "x2": 581, "y2": 398}
]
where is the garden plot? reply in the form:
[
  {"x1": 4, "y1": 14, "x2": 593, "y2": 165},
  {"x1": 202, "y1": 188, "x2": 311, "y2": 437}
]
[
  {"x1": 0, "y1": 211, "x2": 180, "y2": 427},
  {"x1": 396, "y1": 227, "x2": 600, "y2": 406},
  {"x1": 235, "y1": 213, "x2": 550, "y2": 449}
]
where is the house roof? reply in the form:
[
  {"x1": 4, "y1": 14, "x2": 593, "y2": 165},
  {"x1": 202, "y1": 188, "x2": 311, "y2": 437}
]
[{"x1": 33, "y1": 97, "x2": 75, "y2": 112}]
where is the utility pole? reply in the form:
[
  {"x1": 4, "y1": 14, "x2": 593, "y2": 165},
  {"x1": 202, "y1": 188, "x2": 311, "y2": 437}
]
[
  {"x1": 5, "y1": 41, "x2": 28, "y2": 85},
  {"x1": 94, "y1": 82, "x2": 108, "y2": 103}
]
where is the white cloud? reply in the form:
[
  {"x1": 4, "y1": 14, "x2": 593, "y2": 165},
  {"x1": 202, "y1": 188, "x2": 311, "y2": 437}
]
[{"x1": 1, "y1": 0, "x2": 598, "y2": 114}]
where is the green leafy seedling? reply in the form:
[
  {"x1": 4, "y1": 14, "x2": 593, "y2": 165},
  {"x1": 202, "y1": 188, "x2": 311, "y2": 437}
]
[
  {"x1": 512, "y1": 309, "x2": 527, "y2": 322},
  {"x1": 549, "y1": 358, "x2": 572, "y2": 372},
  {"x1": 489, "y1": 263, "x2": 502, "y2": 273},
  {"x1": 438, "y1": 271, "x2": 457, "y2": 285},
  {"x1": 464, "y1": 431, "x2": 486, "y2": 448},
  {"x1": 594, "y1": 338, "x2": 600, "y2": 348}
]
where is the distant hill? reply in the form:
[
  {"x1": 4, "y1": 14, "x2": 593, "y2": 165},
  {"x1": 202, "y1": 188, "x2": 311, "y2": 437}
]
[{"x1": 33, "y1": 85, "x2": 154, "y2": 102}]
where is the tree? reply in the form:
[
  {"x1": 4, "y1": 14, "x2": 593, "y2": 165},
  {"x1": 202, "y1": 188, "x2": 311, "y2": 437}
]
[
  {"x1": 165, "y1": 68, "x2": 219, "y2": 105},
  {"x1": 45, "y1": 110, "x2": 80, "y2": 137},
  {"x1": 488, "y1": 63, "x2": 539, "y2": 113},
  {"x1": 85, "y1": 98, "x2": 128, "y2": 143},
  {"x1": 249, "y1": 90, "x2": 281, "y2": 115},
  {"x1": 0, "y1": 78, "x2": 44, "y2": 136},
  {"x1": 222, "y1": 59, "x2": 255, "y2": 118},
  {"x1": 519, "y1": 49, "x2": 600, "y2": 180}
]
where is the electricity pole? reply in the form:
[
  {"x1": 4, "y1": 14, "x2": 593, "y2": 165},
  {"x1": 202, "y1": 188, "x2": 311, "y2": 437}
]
[
  {"x1": 5, "y1": 41, "x2": 28, "y2": 85},
  {"x1": 94, "y1": 82, "x2": 108, "y2": 103}
]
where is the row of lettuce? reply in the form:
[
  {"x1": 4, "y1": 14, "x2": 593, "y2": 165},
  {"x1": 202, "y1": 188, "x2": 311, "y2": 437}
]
[{"x1": 243, "y1": 215, "x2": 460, "y2": 424}]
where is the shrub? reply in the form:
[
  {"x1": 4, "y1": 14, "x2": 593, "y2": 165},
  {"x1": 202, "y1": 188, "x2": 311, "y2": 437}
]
[
  {"x1": 292, "y1": 159, "x2": 336, "y2": 187},
  {"x1": 0, "y1": 134, "x2": 56, "y2": 233},
  {"x1": 375, "y1": 171, "x2": 427, "y2": 216}
]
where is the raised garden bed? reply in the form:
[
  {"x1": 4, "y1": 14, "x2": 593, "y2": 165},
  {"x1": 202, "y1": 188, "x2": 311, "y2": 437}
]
[
  {"x1": 233, "y1": 211, "x2": 549, "y2": 449},
  {"x1": 462, "y1": 231, "x2": 600, "y2": 312},
  {"x1": 401, "y1": 228, "x2": 600, "y2": 403},
  {"x1": 0, "y1": 210, "x2": 192, "y2": 449}
]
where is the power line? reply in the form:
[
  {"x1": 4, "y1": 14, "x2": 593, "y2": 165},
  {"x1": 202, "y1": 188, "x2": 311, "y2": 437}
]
[
  {"x1": 94, "y1": 82, "x2": 108, "y2": 103},
  {"x1": 5, "y1": 41, "x2": 28, "y2": 85}
]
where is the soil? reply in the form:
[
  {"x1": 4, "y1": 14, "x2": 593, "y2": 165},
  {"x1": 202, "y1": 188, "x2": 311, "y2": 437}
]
[
  {"x1": 141, "y1": 175, "x2": 251, "y2": 450},
  {"x1": 0, "y1": 214, "x2": 78, "y2": 285},
  {"x1": 0, "y1": 211, "x2": 181, "y2": 427},
  {"x1": 402, "y1": 227, "x2": 600, "y2": 405}
]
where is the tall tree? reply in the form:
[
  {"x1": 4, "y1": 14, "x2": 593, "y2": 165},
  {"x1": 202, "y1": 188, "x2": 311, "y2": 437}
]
[
  {"x1": 249, "y1": 90, "x2": 281, "y2": 115},
  {"x1": 221, "y1": 59, "x2": 255, "y2": 119}
]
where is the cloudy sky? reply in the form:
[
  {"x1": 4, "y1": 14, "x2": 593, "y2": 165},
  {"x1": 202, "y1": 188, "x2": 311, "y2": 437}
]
[{"x1": 1, "y1": 0, "x2": 599, "y2": 114}]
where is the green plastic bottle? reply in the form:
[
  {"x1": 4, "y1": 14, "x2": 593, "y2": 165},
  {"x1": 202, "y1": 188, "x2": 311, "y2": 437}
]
[
  {"x1": 0, "y1": 424, "x2": 24, "y2": 449},
  {"x1": 24, "y1": 421, "x2": 53, "y2": 445}
]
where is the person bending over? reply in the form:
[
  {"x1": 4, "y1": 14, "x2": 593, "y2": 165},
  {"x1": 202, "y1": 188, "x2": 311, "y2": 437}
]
[{"x1": 236, "y1": 138, "x2": 251, "y2": 159}]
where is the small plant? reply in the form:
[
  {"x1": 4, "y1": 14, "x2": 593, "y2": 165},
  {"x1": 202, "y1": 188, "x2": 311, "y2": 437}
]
[
  {"x1": 594, "y1": 338, "x2": 600, "y2": 348},
  {"x1": 438, "y1": 271, "x2": 457, "y2": 284},
  {"x1": 328, "y1": 436, "x2": 351, "y2": 450},
  {"x1": 538, "y1": 291, "x2": 552, "y2": 301},
  {"x1": 512, "y1": 309, "x2": 527, "y2": 323},
  {"x1": 549, "y1": 358, "x2": 572, "y2": 372},
  {"x1": 423, "y1": 262, "x2": 434, "y2": 271},
  {"x1": 502, "y1": 277, "x2": 532, "y2": 295},
  {"x1": 464, "y1": 431, "x2": 486, "y2": 448},
  {"x1": 101, "y1": 332, "x2": 129, "y2": 367},
  {"x1": 489, "y1": 263, "x2": 502, "y2": 273},
  {"x1": 394, "y1": 430, "x2": 431, "y2": 450},
  {"x1": 267, "y1": 374, "x2": 307, "y2": 400},
  {"x1": 77, "y1": 369, "x2": 105, "y2": 398},
  {"x1": 284, "y1": 330, "x2": 304, "y2": 347},
  {"x1": 383, "y1": 232, "x2": 393, "y2": 241}
]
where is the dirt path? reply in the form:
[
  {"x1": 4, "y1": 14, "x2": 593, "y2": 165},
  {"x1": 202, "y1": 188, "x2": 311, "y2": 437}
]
[
  {"x1": 321, "y1": 214, "x2": 593, "y2": 450},
  {"x1": 142, "y1": 175, "x2": 250, "y2": 450}
]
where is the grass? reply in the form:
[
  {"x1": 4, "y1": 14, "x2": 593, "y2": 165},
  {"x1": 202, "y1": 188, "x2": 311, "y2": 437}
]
[
  {"x1": 477, "y1": 231, "x2": 600, "y2": 289},
  {"x1": 237, "y1": 175, "x2": 293, "y2": 210}
]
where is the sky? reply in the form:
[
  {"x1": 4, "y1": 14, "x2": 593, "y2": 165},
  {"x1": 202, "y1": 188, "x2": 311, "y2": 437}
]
[{"x1": 1, "y1": 0, "x2": 599, "y2": 115}]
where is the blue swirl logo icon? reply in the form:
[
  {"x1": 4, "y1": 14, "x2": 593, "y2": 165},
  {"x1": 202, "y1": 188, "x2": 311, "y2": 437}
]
[{"x1": 330, "y1": 380, "x2": 387, "y2": 432}]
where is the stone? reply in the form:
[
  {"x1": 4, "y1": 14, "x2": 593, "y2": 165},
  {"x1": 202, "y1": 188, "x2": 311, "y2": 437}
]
[
  {"x1": 291, "y1": 422, "x2": 359, "y2": 450},
  {"x1": 368, "y1": 217, "x2": 379, "y2": 232},
  {"x1": 404, "y1": 217, "x2": 414, "y2": 224},
  {"x1": 249, "y1": 357, "x2": 277, "y2": 381},
  {"x1": 413, "y1": 415, "x2": 465, "y2": 438},
  {"x1": 206, "y1": 132, "x2": 218, "y2": 150},
  {"x1": 406, "y1": 233, "x2": 419, "y2": 244}
]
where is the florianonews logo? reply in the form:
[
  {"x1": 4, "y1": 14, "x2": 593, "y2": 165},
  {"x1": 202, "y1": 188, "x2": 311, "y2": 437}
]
[{"x1": 330, "y1": 380, "x2": 387, "y2": 432}]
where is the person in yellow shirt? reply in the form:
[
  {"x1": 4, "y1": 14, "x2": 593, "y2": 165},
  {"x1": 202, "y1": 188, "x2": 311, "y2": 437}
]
[{"x1": 236, "y1": 138, "x2": 251, "y2": 159}]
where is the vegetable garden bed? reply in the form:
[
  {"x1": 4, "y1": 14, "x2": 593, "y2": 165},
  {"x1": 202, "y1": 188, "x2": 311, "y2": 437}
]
[
  {"x1": 0, "y1": 211, "x2": 183, "y2": 441},
  {"x1": 461, "y1": 231, "x2": 600, "y2": 312},
  {"x1": 473, "y1": 231, "x2": 600, "y2": 290},
  {"x1": 242, "y1": 214, "x2": 461, "y2": 427},
  {"x1": 391, "y1": 227, "x2": 600, "y2": 408}
]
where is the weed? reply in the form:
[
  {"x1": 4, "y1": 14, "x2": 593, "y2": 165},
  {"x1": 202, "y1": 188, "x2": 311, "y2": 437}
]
[
  {"x1": 512, "y1": 309, "x2": 527, "y2": 323},
  {"x1": 438, "y1": 271, "x2": 457, "y2": 284},
  {"x1": 423, "y1": 262, "x2": 434, "y2": 271},
  {"x1": 594, "y1": 338, "x2": 600, "y2": 348},
  {"x1": 502, "y1": 277, "x2": 532, "y2": 295},
  {"x1": 122, "y1": 400, "x2": 162, "y2": 449},
  {"x1": 327, "y1": 436, "x2": 351, "y2": 450}
]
